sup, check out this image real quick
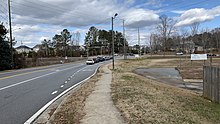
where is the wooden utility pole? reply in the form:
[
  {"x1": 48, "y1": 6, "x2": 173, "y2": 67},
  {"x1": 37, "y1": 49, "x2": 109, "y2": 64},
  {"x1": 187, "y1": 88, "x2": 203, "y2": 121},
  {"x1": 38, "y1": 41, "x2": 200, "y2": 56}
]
[
  {"x1": 8, "y1": 0, "x2": 13, "y2": 68},
  {"x1": 123, "y1": 19, "x2": 127, "y2": 60},
  {"x1": 138, "y1": 27, "x2": 140, "y2": 56}
]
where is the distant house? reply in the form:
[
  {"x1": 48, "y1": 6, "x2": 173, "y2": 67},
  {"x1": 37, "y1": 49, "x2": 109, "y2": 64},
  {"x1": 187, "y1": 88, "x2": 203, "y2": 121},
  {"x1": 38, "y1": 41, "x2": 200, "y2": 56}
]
[
  {"x1": 182, "y1": 41, "x2": 195, "y2": 53},
  {"x1": 15, "y1": 45, "x2": 32, "y2": 54},
  {"x1": 195, "y1": 46, "x2": 204, "y2": 51},
  {"x1": 33, "y1": 44, "x2": 42, "y2": 52}
]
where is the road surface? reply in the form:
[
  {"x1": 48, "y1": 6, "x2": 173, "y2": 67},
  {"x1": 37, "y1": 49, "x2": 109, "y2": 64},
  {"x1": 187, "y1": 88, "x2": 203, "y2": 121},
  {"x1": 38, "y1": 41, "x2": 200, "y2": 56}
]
[{"x1": 0, "y1": 61, "x2": 105, "y2": 124}]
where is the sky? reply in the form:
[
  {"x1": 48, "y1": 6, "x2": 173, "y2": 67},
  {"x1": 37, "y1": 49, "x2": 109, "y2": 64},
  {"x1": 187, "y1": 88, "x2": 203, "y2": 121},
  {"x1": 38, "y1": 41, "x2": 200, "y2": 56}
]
[{"x1": 0, "y1": 0, "x2": 220, "y2": 47}]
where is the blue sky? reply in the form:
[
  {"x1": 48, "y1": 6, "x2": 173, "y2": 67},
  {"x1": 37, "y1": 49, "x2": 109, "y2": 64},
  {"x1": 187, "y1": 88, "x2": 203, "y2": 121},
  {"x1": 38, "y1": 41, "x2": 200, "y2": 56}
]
[{"x1": 0, "y1": 0, "x2": 220, "y2": 47}]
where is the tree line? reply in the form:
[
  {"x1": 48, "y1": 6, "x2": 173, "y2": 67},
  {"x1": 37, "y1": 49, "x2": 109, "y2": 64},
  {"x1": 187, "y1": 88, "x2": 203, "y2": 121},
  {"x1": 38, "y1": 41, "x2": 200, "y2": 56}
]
[
  {"x1": 150, "y1": 15, "x2": 220, "y2": 54},
  {"x1": 84, "y1": 26, "x2": 128, "y2": 56},
  {"x1": 0, "y1": 23, "x2": 127, "y2": 70}
]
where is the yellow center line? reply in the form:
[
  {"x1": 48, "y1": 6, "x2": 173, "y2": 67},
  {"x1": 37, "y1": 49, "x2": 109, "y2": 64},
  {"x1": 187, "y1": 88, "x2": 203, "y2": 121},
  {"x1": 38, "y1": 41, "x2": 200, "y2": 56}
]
[{"x1": 0, "y1": 68, "x2": 53, "y2": 80}]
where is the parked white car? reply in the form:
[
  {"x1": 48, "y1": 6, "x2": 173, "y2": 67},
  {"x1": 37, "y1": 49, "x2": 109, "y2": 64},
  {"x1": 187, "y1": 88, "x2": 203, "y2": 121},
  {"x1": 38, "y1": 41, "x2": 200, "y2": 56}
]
[
  {"x1": 176, "y1": 52, "x2": 183, "y2": 55},
  {"x1": 86, "y1": 58, "x2": 95, "y2": 65}
]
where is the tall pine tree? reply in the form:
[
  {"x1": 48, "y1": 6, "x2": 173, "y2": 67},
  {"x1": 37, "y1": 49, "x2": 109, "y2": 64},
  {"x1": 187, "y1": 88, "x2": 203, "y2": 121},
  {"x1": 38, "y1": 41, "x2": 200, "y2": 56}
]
[{"x1": 0, "y1": 23, "x2": 12, "y2": 70}]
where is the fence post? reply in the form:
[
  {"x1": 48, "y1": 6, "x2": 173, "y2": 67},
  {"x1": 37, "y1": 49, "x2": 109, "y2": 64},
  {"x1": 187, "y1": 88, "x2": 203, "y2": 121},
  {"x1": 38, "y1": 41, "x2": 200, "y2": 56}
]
[{"x1": 218, "y1": 66, "x2": 220, "y2": 103}]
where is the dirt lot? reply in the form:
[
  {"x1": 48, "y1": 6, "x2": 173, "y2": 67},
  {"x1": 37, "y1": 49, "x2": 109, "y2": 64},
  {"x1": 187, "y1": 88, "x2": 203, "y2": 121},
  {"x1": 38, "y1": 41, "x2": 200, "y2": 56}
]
[{"x1": 111, "y1": 57, "x2": 220, "y2": 123}]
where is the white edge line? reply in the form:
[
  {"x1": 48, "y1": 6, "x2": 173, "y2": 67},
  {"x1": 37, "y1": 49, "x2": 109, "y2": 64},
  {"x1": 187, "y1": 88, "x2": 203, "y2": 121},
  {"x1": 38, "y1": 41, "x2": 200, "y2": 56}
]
[{"x1": 24, "y1": 65, "x2": 100, "y2": 124}]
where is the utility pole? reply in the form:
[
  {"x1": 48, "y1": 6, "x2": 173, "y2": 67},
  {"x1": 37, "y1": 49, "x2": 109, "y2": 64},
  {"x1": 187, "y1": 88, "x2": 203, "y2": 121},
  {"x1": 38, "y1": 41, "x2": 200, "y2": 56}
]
[
  {"x1": 8, "y1": 0, "x2": 13, "y2": 68},
  {"x1": 138, "y1": 27, "x2": 140, "y2": 56},
  {"x1": 123, "y1": 19, "x2": 127, "y2": 60}
]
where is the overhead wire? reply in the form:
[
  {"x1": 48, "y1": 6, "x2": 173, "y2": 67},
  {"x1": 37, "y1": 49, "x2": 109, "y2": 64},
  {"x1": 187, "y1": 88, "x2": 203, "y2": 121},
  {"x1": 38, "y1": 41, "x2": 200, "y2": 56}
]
[
  {"x1": 12, "y1": 0, "x2": 106, "y2": 21},
  {"x1": 10, "y1": 1, "x2": 112, "y2": 28},
  {"x1": 31, "y1": 0, "x2": 96, "y2": 18},
  {"x1": 0, "y1": 0, "x2": 8, "y2": 22},
  {"x1": 171, "y1": 0, "x2": 209, "y2": 10}
]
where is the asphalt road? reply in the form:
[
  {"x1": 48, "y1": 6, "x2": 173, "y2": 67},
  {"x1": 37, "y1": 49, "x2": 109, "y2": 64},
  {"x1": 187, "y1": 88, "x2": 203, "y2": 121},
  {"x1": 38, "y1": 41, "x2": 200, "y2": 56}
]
[{"x1": 0, "y1": 61, "x2": 106, "y2": 124}]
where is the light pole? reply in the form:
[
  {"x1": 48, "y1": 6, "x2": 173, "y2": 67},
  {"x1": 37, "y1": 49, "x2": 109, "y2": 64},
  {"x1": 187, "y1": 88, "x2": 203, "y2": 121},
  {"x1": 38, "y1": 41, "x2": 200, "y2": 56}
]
[{"x1": 112, "y1": 13, "x2": 118, "y2": 70}]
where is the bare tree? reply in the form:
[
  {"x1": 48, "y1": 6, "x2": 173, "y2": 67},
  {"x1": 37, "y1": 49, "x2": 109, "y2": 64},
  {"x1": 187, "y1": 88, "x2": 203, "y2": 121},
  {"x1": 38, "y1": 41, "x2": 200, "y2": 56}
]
[
  {"x1": 149, "y1": 33, "x2": 155, "y2": 56},
  {"x1": 157, "y1": 15, "x2": 175, "y2": 55},
  {"x1": 180, "y1": 28, "x2": 189, "y2": 53},
  {"x1": 212, "y1": 28, "x2": 220, "y2": 52},
  {"x1": 72, "y1": 31, "x2": 81, "y2": 46},
  {"x1": 190, "y1": 22, "x2": 200, "y2": 36},
  {"x1": 200, "y1": 28, "x2": 210, "y2": 51}
]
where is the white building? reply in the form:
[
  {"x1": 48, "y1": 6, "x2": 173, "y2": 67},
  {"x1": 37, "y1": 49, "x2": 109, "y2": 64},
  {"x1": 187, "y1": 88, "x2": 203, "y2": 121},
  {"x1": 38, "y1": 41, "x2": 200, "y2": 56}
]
[{"x1": 15, "y1": 45, "x2": 32, "y2": 54}]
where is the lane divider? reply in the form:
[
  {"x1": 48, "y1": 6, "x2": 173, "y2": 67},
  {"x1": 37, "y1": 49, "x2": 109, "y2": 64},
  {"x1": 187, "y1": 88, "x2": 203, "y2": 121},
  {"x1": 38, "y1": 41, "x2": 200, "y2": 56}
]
[
  {"x1": 24, "y1": 64, "x2": 100, "y2": 124},
  {"x1": 0, "y1": 71, "x2": 57, "y2": 91},
  {"x1": 51, "y1": 91, "x2": 58, "y2": 95},
  {"x1": 0, "y1": 65, "x2": 84, "y2": 91},
  {"x1": 0, "y1": 64, "x2": 84, "y2": 81}
]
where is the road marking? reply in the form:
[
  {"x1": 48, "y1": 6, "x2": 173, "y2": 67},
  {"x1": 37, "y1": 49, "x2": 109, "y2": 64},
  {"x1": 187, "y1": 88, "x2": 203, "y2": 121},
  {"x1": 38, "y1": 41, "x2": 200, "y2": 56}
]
[
  {"x1": 0, "y1": 65, "x2": 83, "y2": 91},
  {"x1": 0, "y1": 69, "x2": 49, "y2": 80},
  {"x1": 82, "y1": 69, "x2": 93, "y2": 71},
  {"x1": 24, "y1": 64, "x2": 100, "y2": 124},
  {"x1": 0, "y1": 64, "x2": 83, "y2": 80},
  {"x1": 64, "y1": 81, "x2": 68, "y2": 84},
  {"x1": 70, "y1": 65, "x2": 93, "y2": 79},
  {"x1": 60, "y1": 85, "x2": 64, "y2": 88},
  {"x1": 0, "y1": 71, "x2": 57, "y2": 91},
  {"x1": 51, "y1": 91, "x2": 58, "y2": 95}
]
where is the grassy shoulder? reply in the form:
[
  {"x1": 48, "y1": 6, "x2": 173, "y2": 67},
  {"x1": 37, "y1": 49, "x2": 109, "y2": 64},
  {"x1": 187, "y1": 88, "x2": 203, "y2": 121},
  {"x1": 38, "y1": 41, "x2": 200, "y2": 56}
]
[{"x1": 111, "y1": 58, "x2": 220, "y2": 123}]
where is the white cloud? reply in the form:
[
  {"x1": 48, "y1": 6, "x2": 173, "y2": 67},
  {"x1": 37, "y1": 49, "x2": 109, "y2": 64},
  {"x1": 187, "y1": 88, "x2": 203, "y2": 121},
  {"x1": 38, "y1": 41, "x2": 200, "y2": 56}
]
[
  {"x1": 123, "y1": 9, "x2": 159, "y2": 28},
  {"x1": 9, "y1": 0, "x2": 160, "y2": 47},
  {"x1": 171, "y1": 10, "x2": 185, "y2": 14},
  {"x1": 12, "y1": 0, "x2": 159, "y2": 28},
  {"x1": 175, "y1": 6, "x2": 220, "y2": 27}
]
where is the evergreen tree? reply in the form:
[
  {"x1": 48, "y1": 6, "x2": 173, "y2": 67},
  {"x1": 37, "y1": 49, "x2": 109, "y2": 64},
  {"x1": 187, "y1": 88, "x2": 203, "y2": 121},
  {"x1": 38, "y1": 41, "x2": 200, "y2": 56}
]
[{"x1": 0, "y1": 23, "x2": 11, "y2": 70}]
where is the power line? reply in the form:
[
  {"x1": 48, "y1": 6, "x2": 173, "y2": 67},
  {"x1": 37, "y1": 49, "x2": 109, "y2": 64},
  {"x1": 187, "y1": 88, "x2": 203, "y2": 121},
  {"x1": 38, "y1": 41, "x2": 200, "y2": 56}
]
[
  {"x1": 156, "y1": 0, "x2": 188, "y2": 10},
  {"x1": 169, "y1": 0, "x2": 210, "y2": 11},
  {"x1": 0, "y1": 3, "x2": 8, "y2": 12},
  {"x1": 13, "y1": 0, "x2": 102, "y2": 20},
  {"x1": 10, "y1": 1, "x2": 111, "y2": 28},
  {"x1": 33, "y1": 0, "x2": 101, "y2": 19},
  {"x1": 0, "y1": 0, "x2": 8, "y2": 22},
  {"x1": 11, "y1": 1, "x2": 107, "y2": 25}
]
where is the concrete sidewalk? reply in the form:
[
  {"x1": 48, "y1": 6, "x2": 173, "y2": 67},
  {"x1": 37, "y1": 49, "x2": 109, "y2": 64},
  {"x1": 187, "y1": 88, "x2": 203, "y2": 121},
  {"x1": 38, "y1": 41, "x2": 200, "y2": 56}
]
[{"x1": 81, "y1": 65, "x2": 126, "y2": 124}]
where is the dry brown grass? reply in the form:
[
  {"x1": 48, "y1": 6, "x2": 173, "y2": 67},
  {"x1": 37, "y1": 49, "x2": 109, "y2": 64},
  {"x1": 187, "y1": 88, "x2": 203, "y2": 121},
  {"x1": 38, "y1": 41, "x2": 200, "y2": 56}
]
[{"x1": 112, "y1": 58, "x2": 220, "y2": 124}]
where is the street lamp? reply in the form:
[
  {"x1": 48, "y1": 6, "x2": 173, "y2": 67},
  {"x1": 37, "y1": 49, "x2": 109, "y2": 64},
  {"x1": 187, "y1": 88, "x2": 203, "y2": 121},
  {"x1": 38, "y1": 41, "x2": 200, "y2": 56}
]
[{"x1": 112, "y1": 13, "x2": 118, "y2": 70}]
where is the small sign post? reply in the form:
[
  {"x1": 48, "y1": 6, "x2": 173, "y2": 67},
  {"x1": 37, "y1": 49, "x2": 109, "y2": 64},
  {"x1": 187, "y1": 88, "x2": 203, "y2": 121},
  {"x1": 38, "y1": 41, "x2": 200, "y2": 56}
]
[{"x1": 190, "y1": 54, "x2": 207, "y2": 66}]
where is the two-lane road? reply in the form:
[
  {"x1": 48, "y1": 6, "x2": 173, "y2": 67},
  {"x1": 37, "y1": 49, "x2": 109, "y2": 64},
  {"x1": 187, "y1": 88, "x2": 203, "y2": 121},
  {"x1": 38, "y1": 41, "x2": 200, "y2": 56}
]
[{"x1": 0, "y1": 61, "x2": 106, "y2": 124}]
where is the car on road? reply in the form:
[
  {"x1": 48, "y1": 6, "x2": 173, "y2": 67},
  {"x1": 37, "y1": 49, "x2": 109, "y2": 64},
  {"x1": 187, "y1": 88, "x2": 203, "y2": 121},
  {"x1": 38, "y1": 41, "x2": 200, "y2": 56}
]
[
  {"x1": 97, "y1": 56, "x2": 105, "y2": 62},
  {"x1": 176, "y1": 52, "x2": 183, "y2": 55},
  {"x1": 86, "y1": 58, "x2": 95, "y2": 65},
  {"x1": 104, "y1": 56, "x2": 110, "y2": 60},
  {"x1": 114, "y1": 53, "x2": 119, "y2": 56}
]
